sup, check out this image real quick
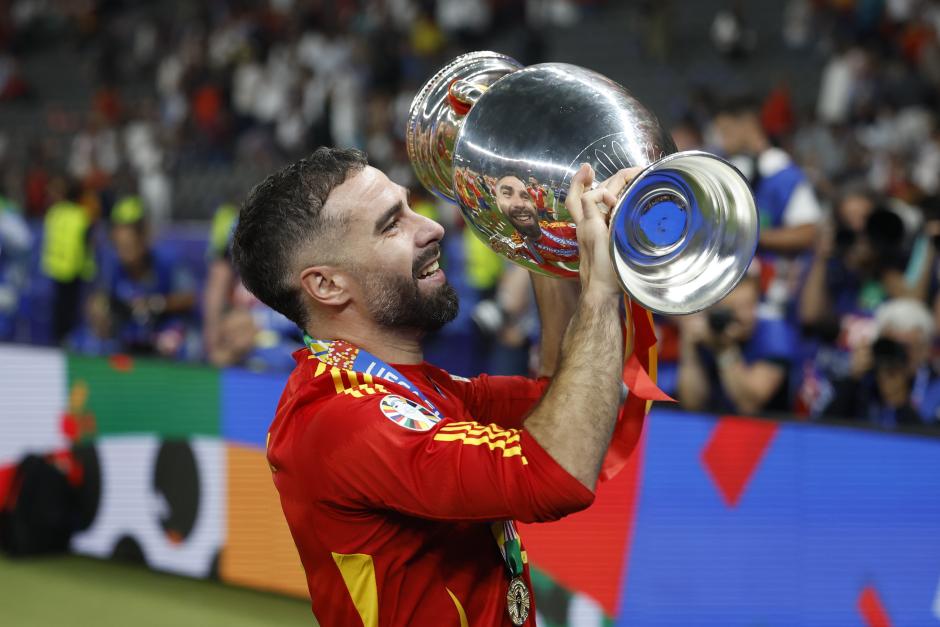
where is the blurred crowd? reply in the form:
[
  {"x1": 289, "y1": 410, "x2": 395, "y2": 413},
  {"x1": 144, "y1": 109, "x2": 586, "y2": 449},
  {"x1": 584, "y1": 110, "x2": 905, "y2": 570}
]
[
  {"x1": 666, "y1": 0, "x2": 940, "y2": 430},
  {"x1": 1, "y1": 0, "x2": 940, "y2": 430}
]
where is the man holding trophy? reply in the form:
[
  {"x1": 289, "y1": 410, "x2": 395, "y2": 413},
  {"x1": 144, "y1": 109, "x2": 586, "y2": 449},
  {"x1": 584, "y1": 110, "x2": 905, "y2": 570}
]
[
  {"x1": 232, "y1": 52, "x2": 758, "y2": 626},
  {"x1": 234, "y1": 146, "x2": 635, "y2": 625}
]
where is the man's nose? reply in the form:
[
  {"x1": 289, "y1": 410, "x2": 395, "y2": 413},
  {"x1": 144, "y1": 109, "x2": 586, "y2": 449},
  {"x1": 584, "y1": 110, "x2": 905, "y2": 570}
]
[{"x1": 416, "y1": 213, "x2": 445, "y2": 247}]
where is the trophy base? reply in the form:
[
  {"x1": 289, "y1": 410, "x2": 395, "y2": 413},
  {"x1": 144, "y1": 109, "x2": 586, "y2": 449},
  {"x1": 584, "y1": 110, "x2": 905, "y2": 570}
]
[{"x1": 610, "y1": 151, "x2": 759, "y2": 315}]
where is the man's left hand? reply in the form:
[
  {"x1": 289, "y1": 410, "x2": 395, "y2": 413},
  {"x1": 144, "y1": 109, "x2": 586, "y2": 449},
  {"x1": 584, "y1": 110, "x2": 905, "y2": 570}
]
[{"x1": 598, "y1": 168, "x2": 642, "y2": 203}]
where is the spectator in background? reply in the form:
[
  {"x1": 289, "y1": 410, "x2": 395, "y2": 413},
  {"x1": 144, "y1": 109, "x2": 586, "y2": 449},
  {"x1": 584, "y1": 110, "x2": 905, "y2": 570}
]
[
  {"x1": 472, "y1": 263, "x2": 536, "y2": 376},
  {"x1": 0, "y1": 52, "x2": 30, "y2": 101},
  {"x1": 795, "y1": 192, "x2": 940, "y2": 416},
  {"x1": 823, "y1": 299, "x2": 940, "y2": 427},
  {"x1": 41, "y1": 178, "x2": 96, "y2": 344},
  {"x1": 23, "y1": 141, "x2": 53, "y2": 219},
  {"x1": 913, "y1": 119, "x2": 940, "y2": 196},
  {"x1": 202, "y1": 201, "x2": 299, "y2": 371},
  {"x1": 0, "y1": 191, "x2": 31, "y2": 340},
  {"x1": 68, "y1": 111, "x2": 121, "y2": 193},
  {"x1": 671, "y1": 115, "x2": 704, "y2": 152},
  {"x1": 816, "y1": 43, "x2": 861, "y2": 126},
  {"x1": 89, "y1": 197, "x2": 196, "y2": 357},
  {"x1": 712, "y1": 95, "x2": 822, "y2": 318},
  {"x1": 637, "y1": 0, "x2": 673, "y2": 63},
  {"x1": 123, "y1": 99, "x2": 172, "y2": 233},
  {"x1": 203, "y1": 200, "x2": 239, "y2": 363},
  {"x1": 710, "y1": 1, "x2": 756, "y2": 61},
  {"x1": 678, "y1": 265, "x2": 797, "y2": 416},
  {"x1": 801, "y1": 198, "x2": 937, "y2": 332}
]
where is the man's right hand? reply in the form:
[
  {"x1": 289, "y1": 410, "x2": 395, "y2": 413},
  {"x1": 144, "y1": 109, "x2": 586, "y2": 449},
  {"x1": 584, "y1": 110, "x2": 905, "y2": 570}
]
[
  {"x1": 519, "y1": 164, "x2": 648, "y2": 492},
  {"x1": 565, "y1": 164, "x2": 640, "y2": 299}
]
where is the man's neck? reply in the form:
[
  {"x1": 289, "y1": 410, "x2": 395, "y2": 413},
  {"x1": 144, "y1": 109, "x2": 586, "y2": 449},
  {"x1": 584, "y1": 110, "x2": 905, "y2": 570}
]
[{"x1": 311, "y1": 320, "x2": 424, "y2": 365}]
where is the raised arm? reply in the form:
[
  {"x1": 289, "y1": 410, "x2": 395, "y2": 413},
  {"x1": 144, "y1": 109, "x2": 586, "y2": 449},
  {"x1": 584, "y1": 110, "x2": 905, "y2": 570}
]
[
  {"x1": 532, "y1": 274, "x2": 578, "y2": 377},
  {"x1": 302, "y1": 166, "x2": 638, "y2": 526},
  {"x1": 523, "y1": 164, "x2": 638, "y2": 491},
  {"x1": 533, "y1": 167, "x2": 637, "y2": 378},
  {"x1": 799, "y1": 221, "x2": 833, "y2": 326}
]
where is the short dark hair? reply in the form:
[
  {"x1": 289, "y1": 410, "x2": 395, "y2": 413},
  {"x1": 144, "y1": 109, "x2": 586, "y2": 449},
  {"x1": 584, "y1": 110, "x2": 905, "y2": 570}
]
[{"x1": 231, "y1": 147, "x2": 368, "y2": 329}]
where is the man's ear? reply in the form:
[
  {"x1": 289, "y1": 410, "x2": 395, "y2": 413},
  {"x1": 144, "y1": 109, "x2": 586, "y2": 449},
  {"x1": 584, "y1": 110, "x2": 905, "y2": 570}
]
[{"x1": 299, "y1": 266, "x2": 351, "y2": 307}]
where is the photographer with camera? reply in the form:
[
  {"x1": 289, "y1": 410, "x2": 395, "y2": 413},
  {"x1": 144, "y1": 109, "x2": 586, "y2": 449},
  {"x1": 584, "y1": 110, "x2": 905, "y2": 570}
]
[
  {"x1": 800, "y1": 192, "x2": 939, "y2": 334},
  {"x1": 822, "y1": 299, "x2": 940, "y2": 427},
  {"x1": 678, "y1": 264, "x2": 797, "y2": 416}
]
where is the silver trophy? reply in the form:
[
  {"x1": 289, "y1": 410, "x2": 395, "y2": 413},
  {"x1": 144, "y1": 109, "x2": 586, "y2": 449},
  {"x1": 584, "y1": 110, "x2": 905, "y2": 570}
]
[{"x1": 407, "y1": 51, "x2": 759, "y2": 315}]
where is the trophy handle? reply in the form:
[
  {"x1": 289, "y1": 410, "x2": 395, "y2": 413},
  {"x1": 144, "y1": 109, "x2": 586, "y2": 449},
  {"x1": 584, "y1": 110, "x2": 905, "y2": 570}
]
[{"x1": 406, "y1": 51, "x2": 523, "y2": 202}]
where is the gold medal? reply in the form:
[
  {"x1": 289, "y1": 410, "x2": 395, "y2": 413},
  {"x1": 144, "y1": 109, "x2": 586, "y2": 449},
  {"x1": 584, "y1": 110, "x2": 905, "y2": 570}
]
[{"x1": 506, "y1": 576, "x2": 530, "y2": 625}]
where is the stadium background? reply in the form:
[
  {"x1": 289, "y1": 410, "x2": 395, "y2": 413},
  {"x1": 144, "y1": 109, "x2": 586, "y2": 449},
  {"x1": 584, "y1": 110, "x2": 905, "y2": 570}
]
[{"x1": 2, "y1": 0, "x2": 940, "y2": 625}]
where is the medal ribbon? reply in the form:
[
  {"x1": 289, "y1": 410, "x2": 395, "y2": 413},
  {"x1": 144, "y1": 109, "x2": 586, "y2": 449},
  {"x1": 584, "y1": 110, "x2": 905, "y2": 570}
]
[
  {"x1": 303, "y1": 333, "x2": 442, "y2": 419},
  {"x1": 491, "y1": 520, "x2": 524, "y2": 578},
  {"x1": 303, "y1": 333, "x2": 525, "y2": 581}
]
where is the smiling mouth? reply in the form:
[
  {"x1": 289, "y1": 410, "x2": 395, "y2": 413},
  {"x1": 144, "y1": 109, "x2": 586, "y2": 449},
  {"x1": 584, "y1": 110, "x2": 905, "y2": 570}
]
[
  {"x1": 510, "y1": 210, "x2": 535, "y2": 224},
  {"x1": 417, "y1": 258, "x2": 440, "y2": 279}
]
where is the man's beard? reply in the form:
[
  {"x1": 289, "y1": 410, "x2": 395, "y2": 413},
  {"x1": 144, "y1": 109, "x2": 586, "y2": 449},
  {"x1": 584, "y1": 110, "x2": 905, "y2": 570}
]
[
  {"x1": 509, "y1": 210, "x2": 541, "y2": 240},
  {"x1": 359, "y1": 261, "x2": 459, "y2": 333}
]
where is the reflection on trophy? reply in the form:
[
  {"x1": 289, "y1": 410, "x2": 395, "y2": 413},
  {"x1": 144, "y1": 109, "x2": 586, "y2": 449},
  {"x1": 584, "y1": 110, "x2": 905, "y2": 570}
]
[
  {"x1": 493, "y1": 174, "x2": 579, "y2": 277},
  {"x1": 407, "y1": 51, "x2": 759, "y2": 314}
]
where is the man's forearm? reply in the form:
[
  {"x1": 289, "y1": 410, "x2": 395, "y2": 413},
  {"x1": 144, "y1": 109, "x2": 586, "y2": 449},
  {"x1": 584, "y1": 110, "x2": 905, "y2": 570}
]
[
  {"x1": 524, "y1": 290, "x2": 623, "y2": 491},
  {"x1": 533, "y1": 274, "x2": 580, "y2": 377}
]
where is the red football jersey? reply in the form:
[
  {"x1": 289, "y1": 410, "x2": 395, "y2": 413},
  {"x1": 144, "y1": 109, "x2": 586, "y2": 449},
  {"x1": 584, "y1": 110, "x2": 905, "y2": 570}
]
[
  {"x1": 508, "y1": 221, "x2": 579, "y2": 278},
  {"x1": 267, "y1": 349, "x2": 594, "y2": 626}
]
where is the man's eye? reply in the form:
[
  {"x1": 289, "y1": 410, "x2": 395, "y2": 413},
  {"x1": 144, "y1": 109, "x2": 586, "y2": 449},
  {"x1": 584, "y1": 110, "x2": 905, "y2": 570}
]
[{"x1": 383, "y1": 219, "x2": 399, "y2": 233}]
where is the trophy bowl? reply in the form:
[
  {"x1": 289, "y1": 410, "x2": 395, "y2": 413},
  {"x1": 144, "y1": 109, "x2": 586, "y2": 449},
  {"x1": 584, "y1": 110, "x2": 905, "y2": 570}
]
[{"x1": 407, "y1": 52, "x2": 759, "y2": 315}]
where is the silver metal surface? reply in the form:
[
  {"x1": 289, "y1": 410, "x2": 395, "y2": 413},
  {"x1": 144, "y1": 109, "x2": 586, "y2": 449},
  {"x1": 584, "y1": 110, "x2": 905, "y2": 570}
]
[
  {"x1": 609, "y1": 151, "x2": 758, "y2": 314},
  {"x1": 407, "y1": 52, "x2": 759, "y2": 314},
  {"x1": 406, "y1": 51, "x2": 523, "y2": 202}
]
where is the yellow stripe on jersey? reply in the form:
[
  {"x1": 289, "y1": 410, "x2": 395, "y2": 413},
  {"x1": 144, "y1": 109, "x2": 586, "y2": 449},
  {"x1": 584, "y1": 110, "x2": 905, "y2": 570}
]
[
  {"x1": 503, "y1": 447, "x2": 527, "y2": 463},
  {"x1": 442, "y1": 420, "x2": 509, "y2": 431},
  {"x1": 437, "y1": 422, "x2": 517, "y2": 440},
  {"x1": 446, "y1": 587, "x2": 470, "y2": 627},
  {"x1": 433, "y1": 429, "x2": 528, "y2": 464},
  {"x1": 331, "y1": 552, "x2": 379, "y2": 627},
  {"x1": 330, "y1": 366, "x2": 346, "y2": 394},
  {"x1": 433, "y1": 432, "x2": 521, "y2": 448},
  {"x1": 324, "y1": 365, "x2": 386, "y2": 397}
]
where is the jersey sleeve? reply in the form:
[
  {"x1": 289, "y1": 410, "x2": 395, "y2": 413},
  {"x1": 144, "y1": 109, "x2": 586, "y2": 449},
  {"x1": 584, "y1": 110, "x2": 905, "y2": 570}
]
[
  {"x1": 301, "y1": 393, "x2": 593, "y2": 524},
  {"x1": 444, "y1": 373, "x2": 550, "y2": 430}
]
